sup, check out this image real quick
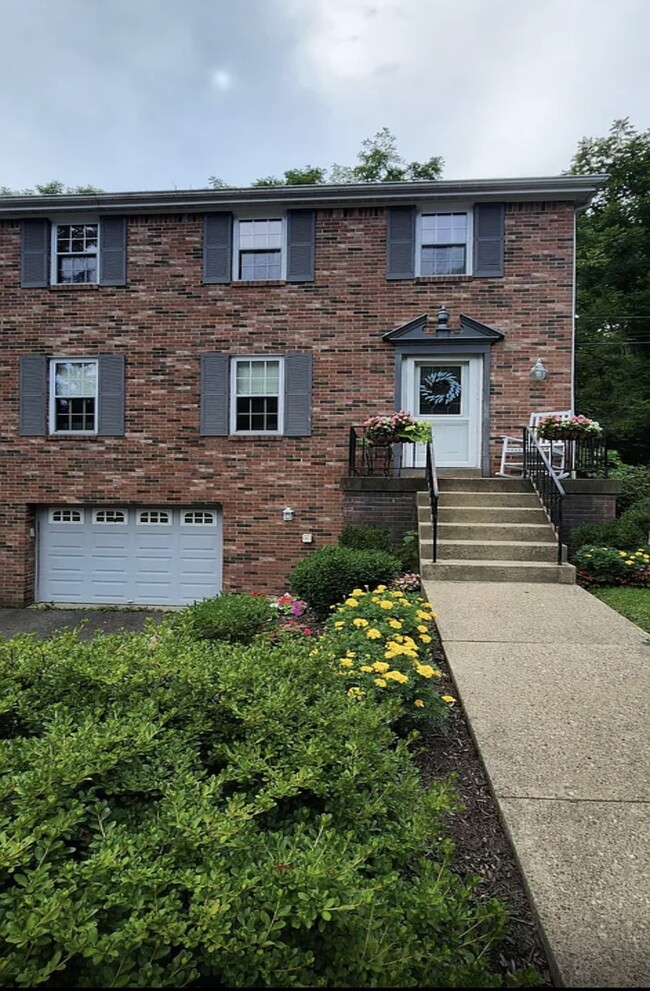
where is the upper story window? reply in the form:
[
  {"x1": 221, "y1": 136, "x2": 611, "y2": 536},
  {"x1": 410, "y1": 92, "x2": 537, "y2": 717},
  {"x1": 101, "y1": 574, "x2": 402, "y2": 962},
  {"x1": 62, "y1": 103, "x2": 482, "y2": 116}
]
[
  {"x1": 235, "y1": 219, "x2": 284, "y2": 281},
  {"x1": 53, "y1": 223, "x2": 99, "y2": 284},
  {"x1": 231, "y1": 357, "x2": 283, "y2": 433},
  {"x1": 418, "y1": 212, "x2": 469, "y2": 276},
  {"x1": 49, "y1": 358, "x2": 98, "y2": 434}
]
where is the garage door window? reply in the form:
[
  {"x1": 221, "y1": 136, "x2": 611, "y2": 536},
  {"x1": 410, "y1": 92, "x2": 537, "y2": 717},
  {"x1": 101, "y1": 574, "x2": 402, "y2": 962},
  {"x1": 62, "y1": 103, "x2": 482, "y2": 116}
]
[
  {"x1": 49, "y1": 508, "x2": 83, "y2": 523},
  {"x1": 137, "y1": 510, "x2": 172, "y2": 525},
  {"x1": 182, "y1": 511, "x2": 217, "y2": 525},
  {"x1": 93, "y1": 509, "x2": 127, "y2": 524}
]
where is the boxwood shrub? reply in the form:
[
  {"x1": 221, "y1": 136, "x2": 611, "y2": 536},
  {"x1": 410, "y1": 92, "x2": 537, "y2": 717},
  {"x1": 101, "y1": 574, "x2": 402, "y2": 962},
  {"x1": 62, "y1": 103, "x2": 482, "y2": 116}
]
[
  {"x1": 288, "y1": 546, "x2": 401, "y2": 619},
  {"x1": 0, "y1": 622, "x2": 510, "y2": 988},
  {"x1": 183, "y1": 592, "x2": 277, "y2": 643}
]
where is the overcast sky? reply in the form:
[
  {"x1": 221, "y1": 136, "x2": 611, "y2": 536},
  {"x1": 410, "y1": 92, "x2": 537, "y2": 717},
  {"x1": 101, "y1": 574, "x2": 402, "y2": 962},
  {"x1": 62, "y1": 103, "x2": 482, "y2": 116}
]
[{"x1": 1, "y1": 0, "x2": 648, "y2": 191}]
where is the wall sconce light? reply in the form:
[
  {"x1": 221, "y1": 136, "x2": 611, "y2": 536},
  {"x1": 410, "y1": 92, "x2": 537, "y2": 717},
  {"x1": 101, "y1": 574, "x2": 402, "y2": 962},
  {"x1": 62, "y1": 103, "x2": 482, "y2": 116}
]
[
  {"x1": 530, "y1": 358, "x2": 548, "y2": 382},
  {"x1": 282, "y1": 507, "x2": 295, "y2": 522}
]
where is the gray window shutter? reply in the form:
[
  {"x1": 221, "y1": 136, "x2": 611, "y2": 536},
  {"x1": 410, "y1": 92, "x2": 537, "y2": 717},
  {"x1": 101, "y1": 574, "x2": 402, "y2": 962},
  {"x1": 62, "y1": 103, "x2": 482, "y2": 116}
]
[
  {"x1": 200, "y1": 354, "x2": 229, "y2": 435},
  {"x1": 473, "y1": 203, "x2": 505, "y2": 277},
  {"x1": 19, "y1": 355, "x2": 47, "y2": 435},
  {"x1": 386, "y1": 207, "x2": 415, "y2": 280},
  {"x1": 203, "y1": 213, "x2": 232, "y2": 284},
  {"x1": 284, "y1": 353, "x2": 312, "y2": 436},
  {"x1": 286, "y1": 210, "x2": 315, "y2": 282},
  {"x1": 97, "y1": 354, "x2": 125, "y2": 435},
  {"x1": 21, "y1": 219, "x2": 50, "y2": 287},
  {"x1": 99, "y1": 217, "x2": 127, "y2": 285}
]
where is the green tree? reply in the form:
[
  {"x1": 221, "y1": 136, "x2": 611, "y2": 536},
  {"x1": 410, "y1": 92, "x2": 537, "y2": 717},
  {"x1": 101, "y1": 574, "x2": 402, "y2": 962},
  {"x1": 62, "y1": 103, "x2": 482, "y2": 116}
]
[
  {"x1": 0, "y1": 180, "x2": 103, "y2": 195},
  {"x1": 223, "y1": 128, "x2": 444, "y2": 189},
  {"x1": 569, "y1": 119, "x2": 650, "y2": 463}
]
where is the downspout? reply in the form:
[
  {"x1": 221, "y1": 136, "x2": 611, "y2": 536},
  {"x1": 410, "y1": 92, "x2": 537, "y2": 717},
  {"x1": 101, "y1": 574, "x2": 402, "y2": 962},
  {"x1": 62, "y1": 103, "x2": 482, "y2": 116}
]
[{"x1": 572, "y1": 209, "x2": 577, "y2": 414}]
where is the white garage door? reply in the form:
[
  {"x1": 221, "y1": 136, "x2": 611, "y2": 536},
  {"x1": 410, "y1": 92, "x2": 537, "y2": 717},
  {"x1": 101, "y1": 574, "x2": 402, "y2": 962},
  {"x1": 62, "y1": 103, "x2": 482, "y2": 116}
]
[{"x1": 37, "y1": 507, "x2": 222, "y2": 606}]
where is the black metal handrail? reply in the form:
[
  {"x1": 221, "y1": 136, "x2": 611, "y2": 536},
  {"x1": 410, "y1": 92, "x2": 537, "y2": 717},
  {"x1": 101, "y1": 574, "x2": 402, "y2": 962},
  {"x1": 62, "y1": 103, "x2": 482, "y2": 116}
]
[
  {"x1": 522, "y1": 427, "x2": 566, "y2": 565},
  {"x1": 572, "y1": 432, "x2": 609, "y2": 477},
  {"x1": 425, "y1": 438, "x2": 440, "y2": 563},
  {"x1": 348, "y1": 425, "x2": 404, "y2": 477}
]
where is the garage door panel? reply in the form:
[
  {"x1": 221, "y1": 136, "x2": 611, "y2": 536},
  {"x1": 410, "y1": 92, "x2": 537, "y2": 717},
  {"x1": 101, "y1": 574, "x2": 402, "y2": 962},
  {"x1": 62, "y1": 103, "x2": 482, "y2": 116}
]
[{"x1": 38, "y1": 507, "x2": 221, "y2": 606}]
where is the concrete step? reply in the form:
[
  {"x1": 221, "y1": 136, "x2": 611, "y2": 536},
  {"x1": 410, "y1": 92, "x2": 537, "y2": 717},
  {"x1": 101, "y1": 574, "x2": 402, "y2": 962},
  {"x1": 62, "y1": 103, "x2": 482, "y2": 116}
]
[
  {"x1": 421, "y1": 559, "x2": 576, "y2": 583},
  {"x1": 438, "y1": 491, "x2": 542, "y2": 507},
  {"x1": 438, "y1": 478, "x2": 532, "y2": 492},
  {"x1": 438, "y1": 506, "x2": 549, "y2": 524},
  {"x1": 431, "y1": 539, "x2": 565, "y2": 563},
  {"x1": 435, "y1": 522, "x2": 557, "y2": 542}
]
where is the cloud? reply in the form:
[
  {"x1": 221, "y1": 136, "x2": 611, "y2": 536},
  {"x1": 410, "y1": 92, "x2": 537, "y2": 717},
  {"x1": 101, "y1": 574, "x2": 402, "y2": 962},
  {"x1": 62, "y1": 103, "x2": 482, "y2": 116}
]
[
  {"x1": 211, "y1": 68, "x2": 233, "y2": 92},
  {"x1": 273, "y1": 0, "x2": 650, "y2": 178}
]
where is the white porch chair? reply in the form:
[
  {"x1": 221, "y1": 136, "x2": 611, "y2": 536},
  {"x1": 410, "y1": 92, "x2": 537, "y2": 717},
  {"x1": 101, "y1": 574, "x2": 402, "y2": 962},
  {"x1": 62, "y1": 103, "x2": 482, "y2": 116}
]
[{"x1": 496, "y1": 410, "x2": 572, "y2": 478}]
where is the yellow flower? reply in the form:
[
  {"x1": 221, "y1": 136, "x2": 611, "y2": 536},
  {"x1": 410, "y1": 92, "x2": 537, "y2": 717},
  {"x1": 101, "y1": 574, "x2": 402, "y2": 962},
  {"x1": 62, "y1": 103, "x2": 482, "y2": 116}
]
[
  {"x1": 420, "y1": 634, "x2": 432, "y2": 644},
  {"x1": 441, "y1": 694, "x2": 457, "y2": 704},
  {"x1": 379, "y1": 600, "x2": 394, "y2": 610},
  {"x1": 625, "y1": 559, "x2": 634, "y2": 565},
  {"x1": 373, "y1": 661, "x2": 390, "y2": 673},
  {"x1": 345, "y1": 598, "x2": 359, "y2": 607},
  {"x1": 353, "y1": 617, "x2": 369, "y2": 627},
  {"x1": 416, "y1": 609, "x2": 431, "y2": 620},
  {"x1": 417, "y1": 624, "x2": 429, "y2": 633},
  {"x1": 346, "y1": 650, "x2": 356, "y2": 658},
  {"x1": 374, "y1": 677, "x2": 387, "y2": 687},
  {"x1": 339, "y1": 658, "x2": 353, "y2": 667},
  {"x1": 415, "y1": 664, "x2": 435, "y2": 679},
  {"x1": 385, "y1": 670, "x2": 409, "y2": 684},
  {"x1": 392, "y1": 590, "x2": 405, "y2": 598},
  {"x1": 414, "y1": 699, "x2": 425, "y2": 708},
  {"x1": 360, "y1": 665, "x2": 374, "y2": 673},
  {"x1": 389, "y1": 618, "x2": 403, "y2": 629},
  {"x1": 334, "y1": 621, "x2": 345, "y2": 629},
  {"x1": 619, "y1": 551, "x2": 627, "y2": 557},
  {"x1": 351, "y1": 588, "x2": 365, "y2": 597},
  {"x1": 375, "y1": 584, "x2": 387, "y2": 592},
  {"x1": 366, "y1": 628, "x2": 382, "y2": 639},
  {"x1": 347, "y1": 686, "x2": 365, "y2": 699}
]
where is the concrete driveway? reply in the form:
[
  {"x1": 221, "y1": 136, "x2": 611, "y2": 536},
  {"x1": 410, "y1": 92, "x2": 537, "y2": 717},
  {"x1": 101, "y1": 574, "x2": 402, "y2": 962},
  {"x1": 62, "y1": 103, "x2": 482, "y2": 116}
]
[{"x1": 0, "y1": 607, "x2": 163, "y2": 640}]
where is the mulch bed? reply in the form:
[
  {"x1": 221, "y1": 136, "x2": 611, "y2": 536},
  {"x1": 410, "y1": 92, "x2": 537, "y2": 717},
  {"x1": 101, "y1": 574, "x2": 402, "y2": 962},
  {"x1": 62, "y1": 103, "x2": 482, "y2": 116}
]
[{"x1": 417, "y1": 642, "x2": 553, "y2": 986}]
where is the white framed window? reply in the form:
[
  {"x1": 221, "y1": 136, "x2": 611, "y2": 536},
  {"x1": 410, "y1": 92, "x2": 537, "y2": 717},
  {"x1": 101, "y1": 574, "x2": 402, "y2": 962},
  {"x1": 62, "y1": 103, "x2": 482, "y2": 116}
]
[
  {"x1": 234, "y1": 218, "x2": 285, "y2": 281},
  {"x1": 417, "y1": 211, "x2": 471, "y2": 276},
  {"x1": 52, "y1": 222, "x2": 99, "y2": 284},
  {"x1": 230, "y1": 357, "x2": 284, "y2": 434},
  {"x1": 49, "y1": 358, "x2": 98, "y2": 434},
  {"x1": 137, "y1": 510, "x2": 172, "y2": 525},
  {"x1": 93, "y1": 509, "x2": 127, "y2": 524},
  {"x1": 49, "y1": 508, "x2": 83, "y2": 524},
  {"x1": 181, "y1": 510, "x2": 217, "y2": 526}
]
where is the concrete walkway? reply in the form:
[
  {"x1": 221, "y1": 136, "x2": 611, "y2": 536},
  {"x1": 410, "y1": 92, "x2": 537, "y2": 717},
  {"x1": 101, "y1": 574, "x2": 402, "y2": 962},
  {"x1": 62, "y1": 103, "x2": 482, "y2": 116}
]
[{"x1": 423, "y1": 580, "x2": 650, "y2": 989}]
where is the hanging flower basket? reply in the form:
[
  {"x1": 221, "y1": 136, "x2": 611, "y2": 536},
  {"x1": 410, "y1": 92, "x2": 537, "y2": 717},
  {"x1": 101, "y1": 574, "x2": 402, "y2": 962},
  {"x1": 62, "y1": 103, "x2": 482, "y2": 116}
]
[{"x1": 536, "y1": 414, "x2": 603, "y2": 442}]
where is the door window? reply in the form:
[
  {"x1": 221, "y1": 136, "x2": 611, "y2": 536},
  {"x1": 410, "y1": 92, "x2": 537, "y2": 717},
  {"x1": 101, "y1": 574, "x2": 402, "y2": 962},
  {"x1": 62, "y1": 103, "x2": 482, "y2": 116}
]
[{"x1": 418, "y1": 364, "x2": 462, "y2": 416}]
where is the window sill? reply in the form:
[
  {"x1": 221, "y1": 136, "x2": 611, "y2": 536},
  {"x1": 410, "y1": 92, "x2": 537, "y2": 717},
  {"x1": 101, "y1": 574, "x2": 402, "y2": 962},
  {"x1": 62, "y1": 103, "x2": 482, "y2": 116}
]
[
  {"x1": 414, "y1": 275, "x2": 474, "y2": 283},
  {"x1": 226, "y1": 433, "x2": 287, "y2": 442},
  {"x1": 48, "y1": 283, "x2": 101, "y2": 291},
  {"x1": 232, "y1": 280, "x2": 287, "y2": 288},
  {"x1": 45, "y1": 434, "x2": 102, "y2": 440}
]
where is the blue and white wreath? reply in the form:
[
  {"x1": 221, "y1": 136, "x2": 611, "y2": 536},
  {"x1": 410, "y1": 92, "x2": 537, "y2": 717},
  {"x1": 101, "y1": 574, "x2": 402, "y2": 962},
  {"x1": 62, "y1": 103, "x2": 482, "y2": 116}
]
[{"x1": 420, "y1": 370, "x2": 462, "y2": 407}]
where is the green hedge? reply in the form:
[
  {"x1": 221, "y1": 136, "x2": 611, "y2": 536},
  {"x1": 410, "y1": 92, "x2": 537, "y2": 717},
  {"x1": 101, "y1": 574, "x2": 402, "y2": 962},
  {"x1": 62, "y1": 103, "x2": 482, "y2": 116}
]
[
  {"x1": 288, "y1": 546, "x2": 402, "y2": 619},
  {"x1": 571, "y1": 498, "x2": 650, "y2": 553},
  {"x1": 182, "y1": 592, "x2": 277, "y2": 643},
  {"x1": 0, "y1": 622, "x2": 510, "y2": 988}
]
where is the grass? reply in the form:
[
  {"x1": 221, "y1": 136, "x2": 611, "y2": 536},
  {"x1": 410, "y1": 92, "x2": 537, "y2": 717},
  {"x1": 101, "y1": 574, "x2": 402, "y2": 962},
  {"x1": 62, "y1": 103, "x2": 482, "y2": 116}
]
[{"x1": 592, "y1": 586, "x2": 650, "y2": 633}]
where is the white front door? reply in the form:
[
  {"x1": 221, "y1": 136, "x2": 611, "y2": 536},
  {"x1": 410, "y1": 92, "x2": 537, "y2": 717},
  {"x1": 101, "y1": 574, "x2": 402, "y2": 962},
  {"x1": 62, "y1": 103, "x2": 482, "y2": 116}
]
[{"x1": 402, "y1": 356, "x2": 483, "y2": 468}]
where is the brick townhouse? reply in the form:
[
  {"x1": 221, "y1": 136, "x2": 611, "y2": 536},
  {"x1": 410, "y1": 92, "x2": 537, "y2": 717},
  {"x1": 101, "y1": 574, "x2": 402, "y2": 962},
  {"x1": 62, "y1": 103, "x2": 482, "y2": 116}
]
[{"x1": 0, "y1": 175, "x2": 602, "y2": 606}]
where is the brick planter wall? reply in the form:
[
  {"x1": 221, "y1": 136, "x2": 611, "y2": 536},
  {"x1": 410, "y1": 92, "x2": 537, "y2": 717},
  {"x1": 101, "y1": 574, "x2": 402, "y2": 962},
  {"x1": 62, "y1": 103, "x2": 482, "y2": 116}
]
[
  {"x1": 340, "y1": 477, "x2": 425, "y2": 544},
  {"x1": 562, "y1": 479, "x2": 622, "y2": 546}
]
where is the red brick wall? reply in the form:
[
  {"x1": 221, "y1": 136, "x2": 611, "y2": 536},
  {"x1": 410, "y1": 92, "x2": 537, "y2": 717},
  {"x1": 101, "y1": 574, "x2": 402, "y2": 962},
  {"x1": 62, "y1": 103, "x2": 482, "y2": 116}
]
[{"x1": 0, "y1": 202, "x2": 574, "y2": 604}]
